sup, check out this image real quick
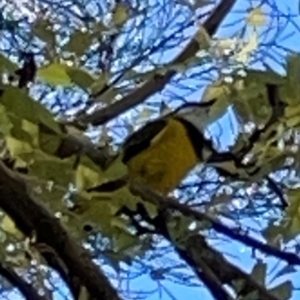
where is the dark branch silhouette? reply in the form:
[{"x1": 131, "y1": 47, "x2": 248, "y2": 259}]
[{"x1": 0, "y1": 161, "x2": 123, "y2": 300}]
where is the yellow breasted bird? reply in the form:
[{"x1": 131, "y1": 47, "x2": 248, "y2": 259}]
[{"x1": 88, "y1": 100, "x2": 236, "y2": 195}]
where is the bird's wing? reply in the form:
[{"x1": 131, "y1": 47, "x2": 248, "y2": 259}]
[{"x1": 122, "y1": 119, "x2": 167, "y2": 163}]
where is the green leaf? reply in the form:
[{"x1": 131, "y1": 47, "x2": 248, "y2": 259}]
[
  {"x1": 284, "y1": 104, "x2": 300, "y2": 118},
  {"x1": 6, "y1": 136, "x2": 33, "y2": 159},
  {"x1": 63, "y1": 30, "x2": 93, "y2": 56},
  {"x1": 202, "y1": 80, "x2": 231, "y2": 102},
  {"x1": 0, "y1": 53, "x2": 18, "y2": 73},
  {"x1": 281, "y1": 54, "x2": 300, "y2": 105},
  {"x1": 233, "y1": 79, "x2": 272, "y2": 124},
  {"x1": 113, "y1": 224, "x2": 140, "y2": 252},
  {"x1": 285, "y1": 114, "x2": 300, "y2": 128},
  {"x1": 33, "y1": 19, "x2": 55, "y2": 46},
  {"x1": 36, "y1": 107, "x2": 62, "y2": 135},
  {"x1": 10, "y1": 125, "x2": 33, "y2": 145},
  {"x1": 281, "y1": 188, "x2": 300, "y2": 240},
  {"x1": 1, "y1": 87, "x2": 38, "y2": 123},
  {"x1": 194, "y1": 26, "x2": 211, "y2": 50},
  {"x1": 251, "y1": 260, "x2": 266, "y2": 284},
  {"x1": 39, "y1": 131, "x2": 63, "y2": 155},
  {"x1": 1, "y1": 87, "x2": 62, "y2": 134},
  {"x1": 269, "y1": 281, "x2": 293, "y2": 300},
  {"x1": 246, "y1": 70, "x2": 285, "y2": 85},
  {"x1": 102, "y1": 155, "x2": 127, "y2": 180},
  {"x1": 26, "y1": 176, "x2": 69, "y2": 213},
  {"x1": 202, "y1": 83, "x2": 230, "y2": 122},
  {"x1": 37, "y1": 63, "x2": 72, "y2": 86},
  {"x1": 262, "y1": 224, "x2": 285, "y2": 244},
  {"x1": 29, "y1": 153, "x2": 74, "y2": 187},
  {"x1": 0, "y1": 105, "x2": 13, "y2": 135},
  {"x1": 66, "y1": 67, "x2": 94, "y2": 90},
  {"x1": 243, "y1": 291, "x2": 259, "y2": 300},
  {"x1": 68, "y1": 199, "x2": 115, "y2": 237},
  {"x1": 1, "y1": 215, "x2": 24, "y2": 240},
  {"x1": 89, "y1": 186, "x2": 140, "y2": 215},
  {"x1": 75, "y1": 162, "x2": 103, "y2": 191}
]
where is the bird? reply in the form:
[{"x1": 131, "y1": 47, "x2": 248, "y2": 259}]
[{"x1": 87, "y1": 100, "x2": 249, "y2": 195}]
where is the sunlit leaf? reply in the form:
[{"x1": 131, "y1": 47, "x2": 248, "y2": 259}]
[
  {"x1": 202, "y1": 81, "x2": 230, "y2": 122},
  {"x1": 248, "y1": 7, "x2": 267, "y2": 26},
  {"x1": 235, "y1": 31, "x2": 258, "y2": 64},
  {"x1": 75, "y1": 161, "x2": 103, "y2": 191},
  {"x1": 6, "y1": 136, "x2": 33, "y2": 159},
  {"x1": 285, "y1": 114, "x2": 300, "y2": 128},
  {"x1": 68, "y1": 199, "x2": 115, "y2": 238},
  {"x1": 37, "y1": 63, "x2": 72, "y2": 86},
  {"x1": 1, "y1": 215, "x2": 24, "y2": 240},
  {"x1": 284, "y1": 105, "x2": 300, "y2": 118}
]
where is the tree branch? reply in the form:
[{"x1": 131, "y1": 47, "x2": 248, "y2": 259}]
[
  {"x1": 130, "y1": 180, "x2": 300, "y2": 265},
  {"x1": 182, "y1": 234, "x2": 282, "y2": 300},
  {"x1": 78, "y1": 0, "x2": 236, "y2": 126},
  {"x1": 0, "y1": 262, "x2": 48, "y2": 300},
  {"x1": 126, "y1": 193, "x2": 282, "y2": 299},
  {"x1": 0, "y1": 161, "x2": 123, "y2": 300}
]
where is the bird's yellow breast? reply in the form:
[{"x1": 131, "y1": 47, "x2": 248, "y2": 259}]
[{"x1": 126, "y1": 118, "x2": 199, "y2": 195}]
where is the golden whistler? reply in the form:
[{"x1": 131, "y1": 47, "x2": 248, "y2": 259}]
[{"x1": 88, "y1": 101, "x2": 228, "y2": 195}]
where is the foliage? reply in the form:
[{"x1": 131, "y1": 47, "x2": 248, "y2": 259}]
[{"x1": 0, "y1": 0, "x2": 300, "y2": 300}]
